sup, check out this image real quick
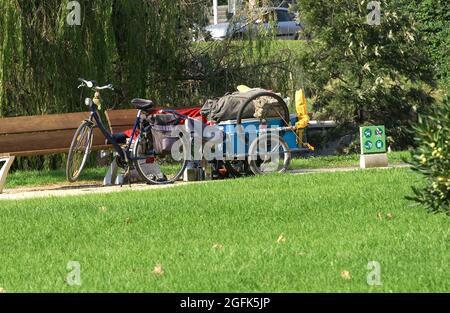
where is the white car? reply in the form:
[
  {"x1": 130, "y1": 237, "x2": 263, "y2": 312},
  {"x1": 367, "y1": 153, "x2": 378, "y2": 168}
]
[{"x1": 205, "y1": 7, "x2": 304, "y2": 40}]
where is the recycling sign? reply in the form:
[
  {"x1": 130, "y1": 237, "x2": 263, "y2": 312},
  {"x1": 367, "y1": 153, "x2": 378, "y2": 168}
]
[{"x1": 360, "y1": 125, "x2": 386, "y2": 154}]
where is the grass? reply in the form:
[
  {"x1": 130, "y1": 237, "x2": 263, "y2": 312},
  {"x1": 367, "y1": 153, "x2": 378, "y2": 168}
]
[
  {"x1": 0, "y1": 167, "x2": 448, "y2": 292},
  {"x1": 5, "y1": 167, "x2": 107, "y2": 189},
  {"x1": 290, "y1": 150, "x2": 410, "y2": 169},
  {"x1": 5, "y1": 151, "x2": 411, "y2": 189},
  {"x1": 194, "y1": 39, "x2": 308, "y2": 53}
]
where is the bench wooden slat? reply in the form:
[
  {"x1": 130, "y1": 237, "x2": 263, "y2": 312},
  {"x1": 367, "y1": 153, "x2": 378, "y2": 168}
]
[
  {"x1": 110, "y1": 126, "x2": 135, "y2": 134},
  {"x1": 106, "y1": 109, "x2": 137, "y2": 129},
  {"x1": 0, "y1": 112, "x2": 91, "y2": 135},
  {"x1": 0, "y1": 129, "x2": 107, "y2": 156}
]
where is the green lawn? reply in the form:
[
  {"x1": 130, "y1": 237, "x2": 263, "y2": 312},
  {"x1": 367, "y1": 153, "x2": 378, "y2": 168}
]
[
  {"x1": 5, "y1": 167, "x2": 107, "y2": 189},
  {"x1": 290, "y1": 150, "x2": 410, "y2": 170},
  {"x1": 5, "y1": 151, "x2": 410, "y2": 189},
  {"x1": 0, "y1": 167, "x2": 448, "y2": 292}
]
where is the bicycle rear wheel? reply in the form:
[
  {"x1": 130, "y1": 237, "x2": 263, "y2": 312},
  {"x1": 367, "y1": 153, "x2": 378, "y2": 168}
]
[
  {"x1": 66, "y1": 120, "x2": 94, "y2": 182},
  {"x1": 248, "y1": 133, "x2": 291, "y2": 175},
  {"x1": 132, "y1": 135, "x2": 188, "y2": 184}
]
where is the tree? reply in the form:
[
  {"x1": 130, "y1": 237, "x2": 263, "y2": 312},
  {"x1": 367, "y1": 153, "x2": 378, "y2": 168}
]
[{"x1": 294, "y1": 0, "x2": 436, "y2": 149}]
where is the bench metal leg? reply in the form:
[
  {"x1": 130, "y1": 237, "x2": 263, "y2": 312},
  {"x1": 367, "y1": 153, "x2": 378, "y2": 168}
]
[
  {"x1": 103, "y1": 157, "x2": 119, "y2": 186},
  {"x1": 0, "y1": 156, "x2": 15, "y2": 194}
]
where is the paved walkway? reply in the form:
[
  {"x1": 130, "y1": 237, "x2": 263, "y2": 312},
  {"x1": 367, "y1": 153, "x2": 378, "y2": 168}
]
[
  {"x1": 0, "y1": 181, "x2": 183, "y2": 201},
  {"x1": 0, "y1": 164, "x2": 410, "y2": 201}
]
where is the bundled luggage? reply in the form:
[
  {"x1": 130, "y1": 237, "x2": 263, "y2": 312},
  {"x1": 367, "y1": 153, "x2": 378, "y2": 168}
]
[{"x1": 200, "y1": 88, "x2": 286, "y2": 123}]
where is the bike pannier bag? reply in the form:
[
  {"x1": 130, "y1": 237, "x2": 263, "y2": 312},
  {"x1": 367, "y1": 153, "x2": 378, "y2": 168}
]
[{"x1": 150, "y1": 125, "x2": 179, "y2": 155}]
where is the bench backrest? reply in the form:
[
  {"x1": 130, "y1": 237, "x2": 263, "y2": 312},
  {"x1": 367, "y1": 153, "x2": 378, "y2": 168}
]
[
  {"x1": 0, "y1": 112, "x2": 109, "y2": 156},
  {"x1": 105, "y1": 107, "x2": 200, "y2": 134},
  {"x1": 105, "y1": 109, "x2": 138, "y2": 134}
]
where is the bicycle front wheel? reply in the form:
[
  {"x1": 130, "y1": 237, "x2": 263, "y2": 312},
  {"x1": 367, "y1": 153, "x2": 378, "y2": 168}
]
[
  {"x1": 132, "y1": 135, "x2": 188, "y2": 185},
  {"x1": 66, "y1": 120, "x2": 94, "y2": 182}
]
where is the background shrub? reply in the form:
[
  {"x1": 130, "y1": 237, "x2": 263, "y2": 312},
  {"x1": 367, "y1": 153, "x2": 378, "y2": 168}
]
[
  {"x1": 399, "y1": 0, "x2": 449, "y2": 88},
  {"x1": 408, "y1": 98, "x2": 449, "y2": 215},
  {"x1": 293, "y1": 0, "x2": 437, "y2": 150}
]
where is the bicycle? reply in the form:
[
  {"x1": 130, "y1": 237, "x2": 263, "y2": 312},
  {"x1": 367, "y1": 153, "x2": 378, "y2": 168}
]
[{"x1": 66, "y1": 78, "x2": 189, "y2": 185}]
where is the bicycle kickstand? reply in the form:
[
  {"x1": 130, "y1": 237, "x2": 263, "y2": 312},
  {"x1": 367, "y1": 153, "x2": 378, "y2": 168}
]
[
  {"x1": 126, "y1": 166, "x2": 132, "y2": 188},
  {"x1": 120, "y1": 166, "x2": 132, "y2": 188}
]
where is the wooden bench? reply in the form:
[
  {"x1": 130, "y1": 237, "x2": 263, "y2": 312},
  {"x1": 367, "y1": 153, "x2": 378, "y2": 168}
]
[
  {"x1": 0, "y1": 112, "x2": 111, "y2": 193},
  {"x1": 0, "y1": 109, "x2": 147, "y2": 191}
]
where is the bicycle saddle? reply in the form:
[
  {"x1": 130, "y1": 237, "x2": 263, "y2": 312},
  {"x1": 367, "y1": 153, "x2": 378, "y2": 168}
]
[{"x1": 131, "y1": 98, "x2": 154, "y2": 111}]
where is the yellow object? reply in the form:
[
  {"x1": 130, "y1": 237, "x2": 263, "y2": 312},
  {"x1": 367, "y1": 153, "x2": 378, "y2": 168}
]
[
  {"x1": 237, "y1": 85, "x2": 253, "y2": 93},
  {"x1": 303, "y1": 142, "x2": 315, "y2": 151},
  {"x1": 295, "y1": 89, "x2": 310, "y2": 130},
  {"x1": 294, "y1": 89, "x2": 314, "y2": 151},
  {"x1": 93, "y1": 91, "x2": 102, "y2": 110}
]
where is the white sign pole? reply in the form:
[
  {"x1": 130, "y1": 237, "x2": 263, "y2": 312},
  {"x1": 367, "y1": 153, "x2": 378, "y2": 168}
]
[{"x1": 213, "y1": 0, "x2": 218, "y2": 25}]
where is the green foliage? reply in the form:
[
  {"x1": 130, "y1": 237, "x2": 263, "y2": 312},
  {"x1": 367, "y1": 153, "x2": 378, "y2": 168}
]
[
  {"x1": 294, "y1": 0, "x2": 436, "y2": 149},
  {"x1": 399, "y1": 0, "x2": 450, "y2": 87},
  {"x1": 189, "y1": 40, "x2": 307, "y2": 104},
  {"x1": 408, "y1": 98, "x2": 450, "y2": 215}
]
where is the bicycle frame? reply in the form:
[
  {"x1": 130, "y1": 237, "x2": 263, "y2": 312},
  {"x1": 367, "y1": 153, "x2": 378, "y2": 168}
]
[{"x1": 87, "y1": 102, "x2": 142, "y2": 163}]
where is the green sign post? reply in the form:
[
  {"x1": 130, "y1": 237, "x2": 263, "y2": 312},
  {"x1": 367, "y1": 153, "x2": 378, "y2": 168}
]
[{"x1": 360, "y1": 125, "x2": 386, "y2": 155}]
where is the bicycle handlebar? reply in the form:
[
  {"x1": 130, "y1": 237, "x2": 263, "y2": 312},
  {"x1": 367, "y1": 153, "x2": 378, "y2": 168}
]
[
  {"x1": 78, "y1": 78, "x2": 114, "y2": 91},
  {"x1": 96, "y1": 84, "x2": 114, "y2": 91}
]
